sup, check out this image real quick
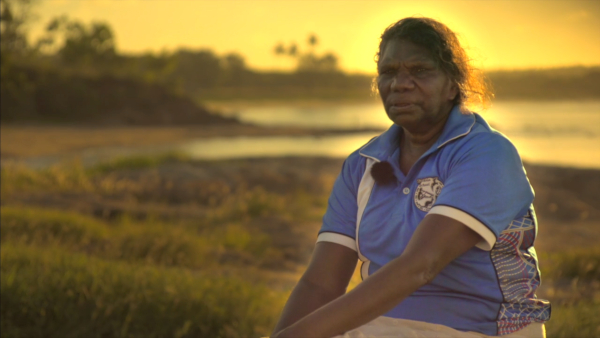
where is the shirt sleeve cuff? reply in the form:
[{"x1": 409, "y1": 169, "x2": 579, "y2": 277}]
[
  {"x1": 428, "y1": 205, "x2": 496, "y2": 251},
  {"x1": 316, "y1": 232, "x2": 357, "y2": 252}
]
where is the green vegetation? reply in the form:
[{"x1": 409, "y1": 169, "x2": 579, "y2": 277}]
[
  {"x1": 89, "y1": 152, "x2": 191, "y2": 174},
  {"x1": 1, "y1": 161, "x2": 93, "y2": 195},
  {"x1": 546, "y1": 301, "x2": 600, "y2": 338},
  {"x1": 0, "y1": 155, "x2": 335, "y2": 336},
  {"x1": 0, "y1": 154, "x2": 600, "y2": 337},
  {"x1": 1, "y1": 244, "x2": 282, "y2": 338},
  {"x1": 0, "y1": 205, "x2": 288, "y2": 337},
  {"x1": 1, "y1": 155, "x2": 599, "y2": 336},
  {"x1": 540, "y1": 247, "x2": 600, "y2": 282},
  {"x1": 538, "y1": 248, "x2": 600, "y2": 337}
]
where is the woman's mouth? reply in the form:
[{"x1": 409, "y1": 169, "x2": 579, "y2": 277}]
[{"x1": 389, "y1": 102, "x2": 415, "y2": 112}]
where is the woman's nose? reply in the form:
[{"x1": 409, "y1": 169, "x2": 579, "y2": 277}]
[{"x1": 391, "y1": 72, "x2": 415, "y2": 91}]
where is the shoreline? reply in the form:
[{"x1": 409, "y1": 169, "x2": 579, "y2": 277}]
[
  {"x1": 2, "y1": 125, "x2": 599, "y2": 173},
  {"x1": 205, "y1": 97, "x2": 600, "y2": 111},
  {"x1": 0, "y1": 124, "x2": 384, "y2": 159}
]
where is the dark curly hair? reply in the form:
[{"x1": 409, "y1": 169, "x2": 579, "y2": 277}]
[{"x1": 375, "y1": 17, "x2": 493, "y2": 111}]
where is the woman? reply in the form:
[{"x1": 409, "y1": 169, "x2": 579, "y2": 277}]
[{"x1": 271, "y1": 17, "x2": 550, "y2": 338}]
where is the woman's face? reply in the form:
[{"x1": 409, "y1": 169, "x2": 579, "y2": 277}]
[{"x1": 377, "y1": 39, "x2": 458, "y2": 132}]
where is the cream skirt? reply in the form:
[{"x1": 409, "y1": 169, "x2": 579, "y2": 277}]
[{"x1": 335, "y1": 316, "x2": 545, "y2": 338}]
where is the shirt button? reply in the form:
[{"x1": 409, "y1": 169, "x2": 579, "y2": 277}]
[{"x1": 403, "y1": 187, "x2": 410, "y2": 195}]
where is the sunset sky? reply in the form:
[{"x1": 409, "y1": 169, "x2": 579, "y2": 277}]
[{"x1": 28, "y1": 0, "x2": 600, "y2": 74}]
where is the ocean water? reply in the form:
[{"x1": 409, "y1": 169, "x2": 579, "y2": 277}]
[{"x1": 208, "y1": 101, "x2": 600, "y2": 169}]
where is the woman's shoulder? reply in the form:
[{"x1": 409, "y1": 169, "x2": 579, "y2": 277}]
[
  {"x1": 456, "y1": 113, "x2": 522, "y2": 158},
  {"x1": 341, "y1": 148, "x2": 369, "y2": 178}
]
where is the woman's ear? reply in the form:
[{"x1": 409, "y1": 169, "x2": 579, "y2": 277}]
[{"x1": 448, "y1": 81, "x2": 459, "y2": 101}]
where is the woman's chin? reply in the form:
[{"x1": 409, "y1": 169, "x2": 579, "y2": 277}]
[{"x1": 387, "y1": 107, "x2": 420, "y2": 126}]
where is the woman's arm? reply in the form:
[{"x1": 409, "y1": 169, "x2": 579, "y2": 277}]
[
  {"x1": 272, "y1": 214, "x2": 483, "y2": 338},
  {"x1": 272, "y1": 241, "x2": 358, "y2": 334}
]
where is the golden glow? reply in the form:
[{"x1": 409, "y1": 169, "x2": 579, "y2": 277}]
[{"x1": 29, "y1": 0, "x2": 600, "y2": 73}]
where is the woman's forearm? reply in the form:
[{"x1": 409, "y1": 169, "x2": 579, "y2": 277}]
[
  {"x1": 274, "y1": 254, "x2": 428, "y2": 338},
  {"x1": 272, "y1": 242, "x2": 358, "y2": 335},
  {"x1": 272, "y1": 277, "x2": 346, "y2": 334}
]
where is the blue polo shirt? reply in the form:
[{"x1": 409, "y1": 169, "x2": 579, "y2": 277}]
[{"x1": 317, "y1": 106, "x2": 551, "y2": 336}]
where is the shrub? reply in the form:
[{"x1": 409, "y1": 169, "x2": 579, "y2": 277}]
[
  {"x1": 0, "y1": 244, "x2": 283, "y2": 338},
  {"x1": 88, "y1": 152, "x2": 190, "y2": 175},
  {"x1": 0, "y1": 207, "x2": 108, "y2": 249}
]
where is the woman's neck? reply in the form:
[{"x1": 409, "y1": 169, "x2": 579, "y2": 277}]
[{"x1": 398, "y1": 113, "x2": 449, "y2": 175}]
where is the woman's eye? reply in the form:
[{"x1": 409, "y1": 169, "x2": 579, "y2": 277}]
[{"x1": 411, "y1": 67, "x2": 432, "y2": 76}]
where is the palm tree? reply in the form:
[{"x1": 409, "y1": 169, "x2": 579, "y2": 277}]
[
  {"x1": 273, "y1": 42, "x2": 285, "y2": 56},
  {"x1": 308, "y1": 34, "x2": 318, "y2": 48},
  {"x1": 288, "y1": 42, "x2": 298, "y2": 57}
]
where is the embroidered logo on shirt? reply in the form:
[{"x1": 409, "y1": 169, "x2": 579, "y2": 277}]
[{"x1": 414, "y1": 177, "x2": 444, "y2": 212}]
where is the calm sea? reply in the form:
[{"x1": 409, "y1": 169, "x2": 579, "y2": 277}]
[{"x1": 201, "y1": 101, "x2": 600, "y2": 169}]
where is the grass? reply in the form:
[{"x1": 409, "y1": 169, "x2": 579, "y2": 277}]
[
  {"x1": 0, "y1": 206, "x2": 279, "y2": 270},
  {"x1": 1, "y1": 152, "x2": 187, "y2": 194},
  {"x1": 1, "y1": 207, "x2": 109, "y2": 249},
  {"x1": 1, "y1": 154, "x2": 330, "y2": 222},
  {"x1": 1, "y1": 161, "x2": 93, "y2": 195},
  {"x1": 88, "y1": 152, "x2": 191, "y2": 175},
  {"x1": 546, "y1": 301, "x2": 600, "y2": 338},
  {"x1": 539, "y1": 248, "x2": 600, "y2": 337},
  {"x1": 0, "y1": 244, "x2": 285, "y2": 338},
  {"x1": 0, "y1": 156, "x2": 327, "y2": 337},
  {"x1": 540, "y1": 247, "x2": 600, "y2": 281},
  {"x1": 0, "y1": 204, "x2": 289, "y2": 337},
  {"x1": 1, "y1": 154, "x2": 598, "y2": 337}
]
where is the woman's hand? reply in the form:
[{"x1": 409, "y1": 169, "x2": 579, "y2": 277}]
[
  {"x1": 271, "y1": 324, "x2": 318, "y2": 338},
  {"x1": 269, "y1": 328, "x2": 288, "y2": 338}
]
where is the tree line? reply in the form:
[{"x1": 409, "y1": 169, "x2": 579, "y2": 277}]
[
  {"x1": 1, "y1": 0, "x2": 370, "y2": 98},
  {"x1": 1, "y1": 0, "x2": 598, "y2": 124}
]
